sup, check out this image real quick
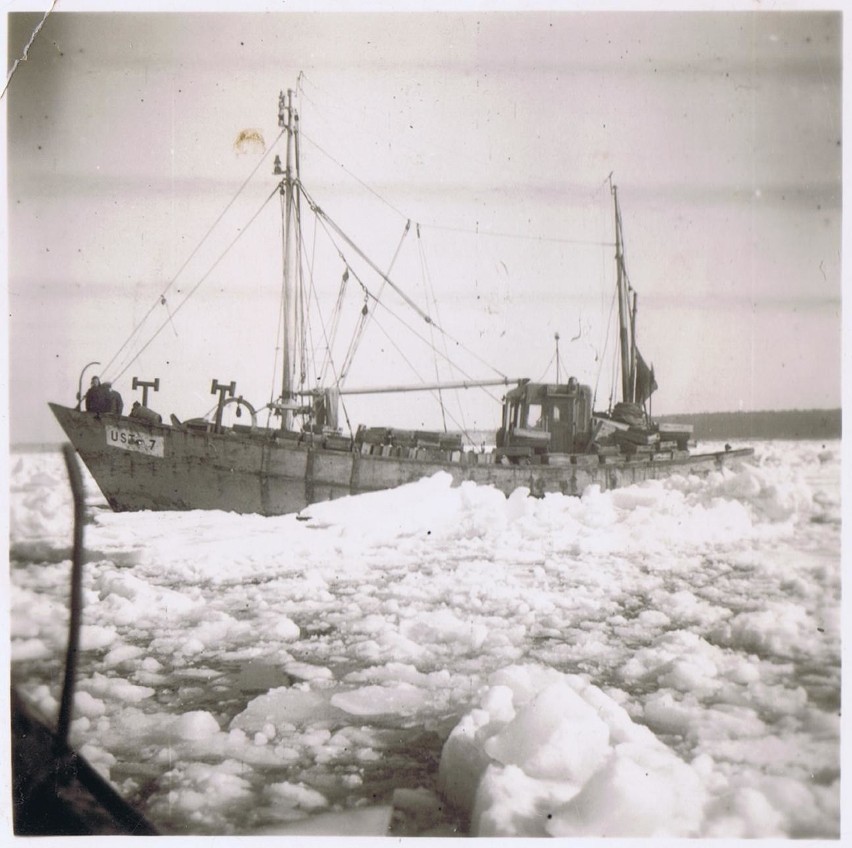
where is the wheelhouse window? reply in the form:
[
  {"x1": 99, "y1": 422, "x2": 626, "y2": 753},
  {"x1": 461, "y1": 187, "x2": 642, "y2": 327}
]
[{"x1": 526, "y1": 403, "x2": 544, "y2": 429}]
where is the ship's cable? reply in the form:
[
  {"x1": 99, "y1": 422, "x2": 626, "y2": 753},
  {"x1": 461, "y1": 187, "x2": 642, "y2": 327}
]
[
  {"x1": 537, "y1": 352, "x2": 557, "y2": 383},
  {"x1": 368, "y1": 313, "x2": 480, "y2": 447},
  {"x1": 101, "y1": 130, "x2": 285, "y2": 381},
  {"x1": 300, "y1": 130, "x2": 409, "y2": 222},
  {"x1": 365, "y1": 271, "x2": 505, "y2": 405},
  {"x1": 302, "y1": 184, "x2": 510, "y2": 383},
  {"x1": 417, "y1": 225, "x2": 452, "y2": 432},
  {"x1": 305, "y1": 212, "x2": 449, "y2": 391},
  {"x1": 294, "y1": 212, "x2": 355, "y2": 434},
  {"x1": 305, "y1": 199, "x2": 410, "y2": 385},
  {"x1": 594, "y1": 286, "x2": 618, "y2": 409},
  {"x1": 111, "y1": 185, "x2": 281, "y2": 383},
  {"x1": 301, "y1": 185, "x2": 432, "y2": 327},
  {"x1": 421, "y1": 221, "x2": 614, "y2": 248},
  {"x1": 338, "y1": 219, "x2": 411, "y2": 387},
  {"x1": 319, "y1": 266, "x2": 351, "y2": 384}
]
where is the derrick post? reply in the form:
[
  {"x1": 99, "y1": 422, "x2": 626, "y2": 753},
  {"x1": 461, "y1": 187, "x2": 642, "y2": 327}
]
[
  {"x1": 131, "y1": 377, "x2": 160, "y2": 408},
  {"x1": 211, "y1": 379, "x2": 236, "y2": 433}
]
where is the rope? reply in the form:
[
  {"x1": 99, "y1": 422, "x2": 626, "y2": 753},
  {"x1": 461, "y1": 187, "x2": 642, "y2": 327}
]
[
  {"x1": 422, "y1": 221, "x2": 614, "y2": 248},
  {"x1": 304, "y1": 213, "x2": 322, "y2": 383},
  {"x1": 303, "y1": 185, "x2": 510, "y2": 384},
  {"x1": 308, "y1": 208, "x2": 505, "y2": 395},
  {"x1": 338, "y1": 286, "x2": 371, "y2": 384},
  {"x1": 111, "y1": 185, "x2": 280, "y2": 383},
  {"x1": 370, "y1": 288, "x2": 505, "y2": 405},
  {"x1": 537, "y1": 351, "x2": 557, "y2": 383},
  {"x1": 338, "y1": 219, "x2": 411, "y2": 386},
  {"x1": 102, "y1": 129, "x2": 285, "y2": 380},
  {"x1": 369, "y1": 313, "x2": 479, "y2": 447},
  {"x1": 293, "y1": 122, "x2": 311, "y2": 393},
  {"x1": 295, "y1": 211, "x2": 355, "y2": 434},
  {"x1": 417, "y1": 225, "x2": 451, "y2": 432},
  {"x1": 300, "y1": 184, "x2": 432, "y2": 326},
  {"x1": 307, "y1": 211, "x2": 366, "y2": 383},
  {"x1": 299, "y1": 130, "x2": 409, "y2": 222},
  {"x1": 593, "y1": 284, "x2": 618, "y2": 409},
  {"x1": 319, "y1": 266, "x2": 351, "y2": 384},
  {"x1": 268, "y1": 246, "x2": 286, "y2": 426},
  {"x1": 303, "y1": 229, "x2": 336, "y2": 387}
]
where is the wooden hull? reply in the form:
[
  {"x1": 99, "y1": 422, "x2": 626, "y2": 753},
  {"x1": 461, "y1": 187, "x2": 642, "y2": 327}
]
[{"x1": 49, "y1": 404, "x2": 754, "y2": 516}]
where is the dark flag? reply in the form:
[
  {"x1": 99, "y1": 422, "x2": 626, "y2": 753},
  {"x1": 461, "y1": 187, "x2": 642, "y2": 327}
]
[{"x1": 635, "y1": 350, "x2": 658, "y2": 404}]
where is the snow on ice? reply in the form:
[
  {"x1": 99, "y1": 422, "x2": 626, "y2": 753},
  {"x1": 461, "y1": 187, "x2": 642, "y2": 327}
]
[{"x1": 7, "y1": 440, "x2": 841, "y2": 837}]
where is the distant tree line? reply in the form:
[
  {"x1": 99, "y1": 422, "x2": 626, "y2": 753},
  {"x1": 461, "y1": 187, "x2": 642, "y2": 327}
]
[{"x1": 657, "y1": 409, "x2": 841, "y2": 441}]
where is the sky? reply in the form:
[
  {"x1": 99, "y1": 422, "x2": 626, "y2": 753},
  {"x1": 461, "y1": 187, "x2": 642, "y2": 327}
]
[{"x1": 3, "y1": 3, "x2": 843, "y2": 444}]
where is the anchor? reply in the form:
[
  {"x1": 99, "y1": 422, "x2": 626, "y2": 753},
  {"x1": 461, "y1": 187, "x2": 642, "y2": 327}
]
[
  {"x1": 131, "y1": 377, "x2": 160, "y2": 408},
  {"x1": 211, "y1": 379, "x2": 236, "y2": 433}
]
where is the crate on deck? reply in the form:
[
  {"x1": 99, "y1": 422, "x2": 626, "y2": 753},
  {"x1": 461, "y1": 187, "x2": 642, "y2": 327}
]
[{"x1": 657, "y1": 421, "x2": 694, "y2": 451}]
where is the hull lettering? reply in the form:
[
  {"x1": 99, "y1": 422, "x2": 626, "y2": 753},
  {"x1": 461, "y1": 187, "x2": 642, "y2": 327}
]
[{"x1": 105, "y1": 425, "x2": 164, "y2": 458}]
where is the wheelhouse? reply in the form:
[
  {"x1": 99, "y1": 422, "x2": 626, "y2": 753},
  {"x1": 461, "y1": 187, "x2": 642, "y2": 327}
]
[{"x1": 498, "y1": 378, "x2": 593, "y2": 457}]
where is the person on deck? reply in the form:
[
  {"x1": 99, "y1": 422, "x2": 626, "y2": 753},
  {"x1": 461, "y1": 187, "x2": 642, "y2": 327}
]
[
  {"x1": 105, "y1": 383, "x2": 124, "y2": 415},
  {"x1": 84, "y1": 377, "x2": 123, "y2": 415},
  {"x1": 130, "y1": 401, "x2": 162, "y2": 424},
  {"x1": 84, "y1": 377, "x2": 110, "y2": 414}
]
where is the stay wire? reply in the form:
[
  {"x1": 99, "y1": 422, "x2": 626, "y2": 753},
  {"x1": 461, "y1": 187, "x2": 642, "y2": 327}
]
[
  {"x1": 102, "y1": 129, "x2": 285, "y2": 381},
  {"x1": 304, "y1": 197, "x2": 409, "y2": 385},
  {"x1": 421, "y1": 221, "x2": 615, "y2": 248},
  {"x1": 305, "y1": 212, "x2": 466, "y2": 394},
  {"x1": 320, "y1": 266, "x2": 351, "y2": 385},
  {"x1": 417, "y1": 227, "x2": 449, "y2": 432},
  {"x1": 303, "y1": 220, "x2": 340, "y2": 390},
  {"x1": 302, "y1": 119, "x2": 611, "y2": 249},
  {"x1": 305, "y1": 214, "x2": 324, "y2": 382},
  {"x1": 111, "y1": 184, "x2": 281, "y2": 384},
  {"x1": 369, "y1": 312, "x2": 478, "y2": 446},
  {"x1": 307, "y1": 206, "x2": 369, "y2": 384},
  {"x1": 537, "y1": 352, "x2": 557, "y2": 383},
  {"x1": 369, "y1": 275, "x2": 505, "y2": 405},
  {"x1": 303, "y1": 184, "x2": 509, "y2": 383},
  {"x1": 301, "y1": 184, "x2": 431, "y2": 326},
  {"x1": 593, "y1": 284, "x2": 618, "y2": 408},
  {"x1": 296, "y1": 209, "x2": 355, "y2": 432},
  {"x1": 339, "y1": 219, "x2": 411, "y2": 385},
  {"x1": 293, "y1": 111, "x2": 311, "y2": 393},
  {"x1": 299, "y1": 130, "x2": 409, "y2": 222}
]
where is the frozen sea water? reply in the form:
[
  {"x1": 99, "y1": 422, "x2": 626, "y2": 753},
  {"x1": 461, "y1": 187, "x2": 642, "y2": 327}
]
[{"x1": 7, "y1": 439, "x2": 841, "y2": 837}]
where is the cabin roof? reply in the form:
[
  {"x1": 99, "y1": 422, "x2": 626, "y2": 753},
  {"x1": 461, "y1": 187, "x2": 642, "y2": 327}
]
[{"x1": 505, "y1": 381, "x2": 590, "y2": 402}]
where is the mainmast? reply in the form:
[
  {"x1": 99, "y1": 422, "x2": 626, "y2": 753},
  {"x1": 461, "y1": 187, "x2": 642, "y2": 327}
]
[{"x1": 612, "y1": 182, "x2": 634, "y2": 405}]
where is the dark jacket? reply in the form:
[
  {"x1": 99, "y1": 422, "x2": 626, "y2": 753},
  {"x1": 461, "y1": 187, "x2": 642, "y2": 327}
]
[
  {"x1": 85, "y1": 383, "x2": 123, "y2": 415},
  {"x1": 84, "y1": 384, "x2": 111, "y2": 414}
]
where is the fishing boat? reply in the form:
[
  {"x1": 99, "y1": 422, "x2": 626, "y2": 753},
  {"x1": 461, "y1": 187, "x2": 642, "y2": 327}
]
[{"x1": 50, "y1": 89, "x2": 752, "y2": 515}]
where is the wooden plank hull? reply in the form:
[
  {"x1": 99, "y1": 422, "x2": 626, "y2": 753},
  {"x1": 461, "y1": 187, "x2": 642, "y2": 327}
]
[{"x1": 49, "y1": 404, "x2": 754, "y2": 516}]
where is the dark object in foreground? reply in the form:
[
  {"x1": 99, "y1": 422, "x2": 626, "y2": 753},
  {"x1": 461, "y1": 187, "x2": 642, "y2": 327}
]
[
  {"x1": 11, "y1": 690, "x2": 158, "y2": 836},
  {"x1": 10, "y1": 445, "x2": 158, "y2": 836}
]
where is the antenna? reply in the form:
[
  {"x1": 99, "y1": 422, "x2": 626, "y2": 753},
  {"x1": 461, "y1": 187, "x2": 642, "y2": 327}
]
[{"x1": 554, "y1": 332, "x2": 561, "y2": 383}]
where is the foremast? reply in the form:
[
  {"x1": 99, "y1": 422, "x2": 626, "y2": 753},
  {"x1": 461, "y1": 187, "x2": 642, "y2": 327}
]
[
  {"x1": 276, "y1": 88, "x2": 300, "y2": 431},
  {"x1": 270, "y1": 86, "x2": 523, "y2": 436}
]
